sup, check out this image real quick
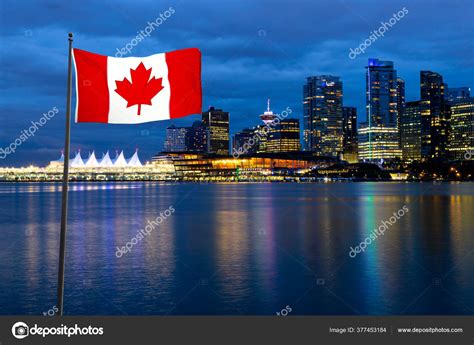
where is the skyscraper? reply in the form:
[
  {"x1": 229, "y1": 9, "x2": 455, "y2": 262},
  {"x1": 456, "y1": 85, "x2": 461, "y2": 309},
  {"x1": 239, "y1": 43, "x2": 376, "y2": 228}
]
[
  {"x1": 396, "y1": 78, "x2": 405, "y2": 145},
  {"x1": 400, "y1": 101, "x2": 422, "y2": 162},
  {"x1": 448, "y1": 98, "x2": 474, "y2": 160},
  {"x1": 358, "y1": 59, "x2": 401, "y2": 162},
  {"x1": 266, "y1": 119, "x2": 301, "y2": 153},
  {"x1": 254, "y1": 125, "x2": 269, "y2": 153},
  {"x1": 232, "y1": 128, "x2": 257, "y2": 156},
  {"x1": 164, "y1": 125, "x2": 190, "y2": 152},
  {"x1": 366, "y1": 59, "x2": 398, "y2": 127},
  {"x1": 342, "y1": 107, "x2": 358, "y2": 163},
  {"x1": 186, "y1": 121, "x2": 209, "y2": 153},
  {"x1": 420, "y1": 71, "x2": 449, "y2": 160},
  {"x1": 202, "y1": 107, "x2": 230, "y2": 156},
  {"x1": 303, "y1": 75, "x2": 343, "y2": 157}
]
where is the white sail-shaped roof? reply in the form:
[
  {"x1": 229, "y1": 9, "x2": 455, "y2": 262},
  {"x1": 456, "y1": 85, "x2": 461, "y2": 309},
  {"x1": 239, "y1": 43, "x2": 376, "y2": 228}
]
[
  {"x1": 56, "y1": 152, "x2": 65, "y2": 163},
  {"x1": 99, "y1": 151, "x2": 114, "y2": 167},
  {"x1": 113, "y1": 150, "x2": 128, "y2": 167},
  {"x1": 127, "y1": 150, "x2": 143, "y2": 167},
  {"x1": 48, "y1": 152, "x2": 65, "y2": 167},
  {"x1": 70, "y1": 151, "x2": 85, "y2": 167},
  {"x1": 85, "y1": 151, "x2": 100, "y2": 167}
]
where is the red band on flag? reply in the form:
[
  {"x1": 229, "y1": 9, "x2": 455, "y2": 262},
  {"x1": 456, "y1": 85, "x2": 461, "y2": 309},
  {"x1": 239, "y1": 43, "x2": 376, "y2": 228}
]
[
  {"x1": 73, "y1": 49, "x2": 109, "y2": 123},
  {"x1": 166, "y1": 48, "x2": 202, "y2": 119}
]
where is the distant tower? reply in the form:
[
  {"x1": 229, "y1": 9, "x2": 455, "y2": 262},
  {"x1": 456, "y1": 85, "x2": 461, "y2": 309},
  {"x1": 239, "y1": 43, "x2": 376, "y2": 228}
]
[{"x1": 260, "y1": 99, "x2": 277, "y2": 124}]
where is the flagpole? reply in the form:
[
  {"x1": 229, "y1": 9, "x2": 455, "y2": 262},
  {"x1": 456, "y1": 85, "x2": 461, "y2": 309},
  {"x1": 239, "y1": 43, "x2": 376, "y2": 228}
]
[{"x1": 57, "y1": 32, "x2": 73, "y2": 316}]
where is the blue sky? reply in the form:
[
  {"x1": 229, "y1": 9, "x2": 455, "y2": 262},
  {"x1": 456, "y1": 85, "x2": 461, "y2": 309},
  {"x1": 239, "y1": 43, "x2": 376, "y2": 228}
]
[{"x1": 0, "y1": 0, "x2": 473, "y2": 166}]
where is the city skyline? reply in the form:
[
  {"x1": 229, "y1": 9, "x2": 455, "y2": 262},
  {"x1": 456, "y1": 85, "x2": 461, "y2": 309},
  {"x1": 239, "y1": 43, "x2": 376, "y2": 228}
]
[
  {"x1": 1, "y1": 0, "x2": 473, "y2": 166},
  {"x1": 1, "y1": 59, "x2": 473, "y2": 166},
  {"x1": 163, "y1": 56, "x2": 472, "y2": 164}
]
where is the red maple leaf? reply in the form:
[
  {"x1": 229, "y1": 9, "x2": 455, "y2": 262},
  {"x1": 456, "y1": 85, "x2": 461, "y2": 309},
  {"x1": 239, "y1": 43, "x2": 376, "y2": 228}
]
[{"x1": 114, "y1": 62, "x2": 164, "y2": 115}]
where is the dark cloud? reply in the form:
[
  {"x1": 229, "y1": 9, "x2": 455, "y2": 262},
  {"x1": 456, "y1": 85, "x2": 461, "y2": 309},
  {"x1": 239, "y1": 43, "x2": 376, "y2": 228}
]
[{"x1": 0, "y1": 0, "x2": 473, "y2": 165}]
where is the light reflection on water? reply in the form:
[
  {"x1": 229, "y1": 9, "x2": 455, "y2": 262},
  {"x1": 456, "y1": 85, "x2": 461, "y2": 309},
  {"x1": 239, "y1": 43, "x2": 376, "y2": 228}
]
[
  {"x1": 0, "y1": 183, "x2": 144, "y2": 194},
  {"x1": 0, "y1": 182, "x2": 473, "y2": 315}
]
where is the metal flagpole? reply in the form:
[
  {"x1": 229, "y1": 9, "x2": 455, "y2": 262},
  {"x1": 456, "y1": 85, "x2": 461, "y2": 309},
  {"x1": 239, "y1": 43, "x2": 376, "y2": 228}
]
[{"x1": 57, "y1": 32, "x2": 73, "y2": 316}]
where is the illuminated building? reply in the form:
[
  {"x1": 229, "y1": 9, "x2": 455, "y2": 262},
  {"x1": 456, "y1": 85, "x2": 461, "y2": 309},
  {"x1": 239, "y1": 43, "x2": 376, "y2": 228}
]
[
  {"x1": 164, "y1": 125, "x2": 190, "y2": 152},
  {"x1": 342, "y1": 106, "x2": 358, "y2": 163},
  {"x1": 359, "y1": 59, "x2": 400, "y2": 162},
  {"x1": 232, "y1": 128, "x2": 257, "y2": 156},
  {"x1": 396, "y1": 77, "x2": 405, "y2": 145},
  {"x1": 187, "y1": 121, "x2": 209, "y2": 153},
  {"x1": 202, "y1": 107, "x2": 230, "y2": 156},
  {"x1": 400, "y1": 101, "x2": 422, "y2": 162},
  {"x1": 266, "y1": 119, "x2": 301, "y2": 153},
  {"x1": 163, "y1": 152, "x2": 336, "y2": 178},
  {"x1": 48, "y1": 152, "x2": 64, "y2": 168},
  {"x1": 254, "y1": 125, "x2": 269, "y2": 153},
  {"x1": 99, "y1": 151, "x2": 114, "y2": 167},
  {"x1": 448, "y1": 98, "x2": 474, "y2": 160},
  {"x1": 420, "y1": 70, "x2": 449, "y2": 160},
  {"x1": 303, "y1": 75, "x2": 343, "y2": 157},
  {"x1": 84, "y1": 151, "x2": 100, "y2": 167},
  {"x1": 46, "y1": 150, "x2": 143, "y2": 169},
  {"x1": 358, "y1": 126, "x2": 401, "y2": 161},
  {"x1": 366, "y1": 59, "x2": 398, "y2": 127}
]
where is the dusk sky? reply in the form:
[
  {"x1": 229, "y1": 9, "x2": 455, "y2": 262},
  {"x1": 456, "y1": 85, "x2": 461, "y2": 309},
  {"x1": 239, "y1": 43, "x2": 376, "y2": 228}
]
[{"x1": 0, "y1": 0, "x2": 473, "y2": 166}]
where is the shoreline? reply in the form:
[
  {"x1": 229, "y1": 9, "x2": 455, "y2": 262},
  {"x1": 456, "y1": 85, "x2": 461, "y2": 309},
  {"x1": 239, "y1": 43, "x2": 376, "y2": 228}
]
[{"x1": 0, "y1": 179, "x2": 471, "y2": 183}]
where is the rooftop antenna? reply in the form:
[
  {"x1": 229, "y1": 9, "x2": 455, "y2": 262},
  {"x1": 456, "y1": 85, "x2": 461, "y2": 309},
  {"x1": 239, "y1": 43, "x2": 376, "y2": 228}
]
[{"x1": 267, "y1": 98, "x2": 271, "y2": 112}]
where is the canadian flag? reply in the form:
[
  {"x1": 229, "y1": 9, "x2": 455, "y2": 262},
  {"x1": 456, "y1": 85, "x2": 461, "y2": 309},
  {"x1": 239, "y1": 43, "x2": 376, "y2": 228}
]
[{"x1": 72, "y1": 48, "x2": 202, "y2": 124}]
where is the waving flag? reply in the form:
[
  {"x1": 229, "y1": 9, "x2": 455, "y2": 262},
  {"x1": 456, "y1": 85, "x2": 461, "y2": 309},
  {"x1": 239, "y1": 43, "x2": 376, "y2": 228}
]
[{"x1": 72, "y1": 48, "x2": 202, "y2": 124}]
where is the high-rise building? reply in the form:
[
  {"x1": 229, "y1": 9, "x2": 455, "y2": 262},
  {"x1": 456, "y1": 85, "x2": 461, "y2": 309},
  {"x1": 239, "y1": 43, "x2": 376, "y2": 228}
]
[
  {"x1": 232, "y1": 128, "x2": 257, "y2": 156},
  {"x1": 358, "y1": 126, "x2": 401, "y2": 161},
  {"x1": 266, "y1": 119, "x2": 301, "y2": 153},
  {"x1": 342, "y1": 106, "x2": 358, "y2": 163},
  {"x1": 366, "y1": 59, "x2": 398, "y2": 127},
  {"x1": 202, "y1": 107, "x2": 230, "y2": 156},
  {"x1": 303, "y1": 75, "x2": 343, "y2": 157},
  {"x1": 164, "y1": 125, "x2": 190, "y2": 152},
  {"x1": 186, "y1": 121, "x2": 209, "y2": 153},
  {"x1": 396, "y1": 78, "x2": 405, "y2": 145},
  {"x1": 400, "y1": 101, "x2": 422, "y2": 162},
  {"x1": 254, "y1": 125, "x2": 270, "y2": 153},
  {"x1": 420, "y1": 70, "x2": 449, "y2": 160},
  {"x1": 448, "y1": 98, "x2": 474, "y2": 160},
  {"x1": 446, "y1": 87, "x2": 471, "y2": 102},
  {"x1": 358, "y1": 59, "x2": 401, "y2": 162}
]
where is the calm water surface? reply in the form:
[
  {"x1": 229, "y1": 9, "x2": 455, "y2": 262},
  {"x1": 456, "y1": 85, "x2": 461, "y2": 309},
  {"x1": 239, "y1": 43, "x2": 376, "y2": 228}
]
[{"x1": 0, "y1": 182, "x2": 473, "y2": 315}]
